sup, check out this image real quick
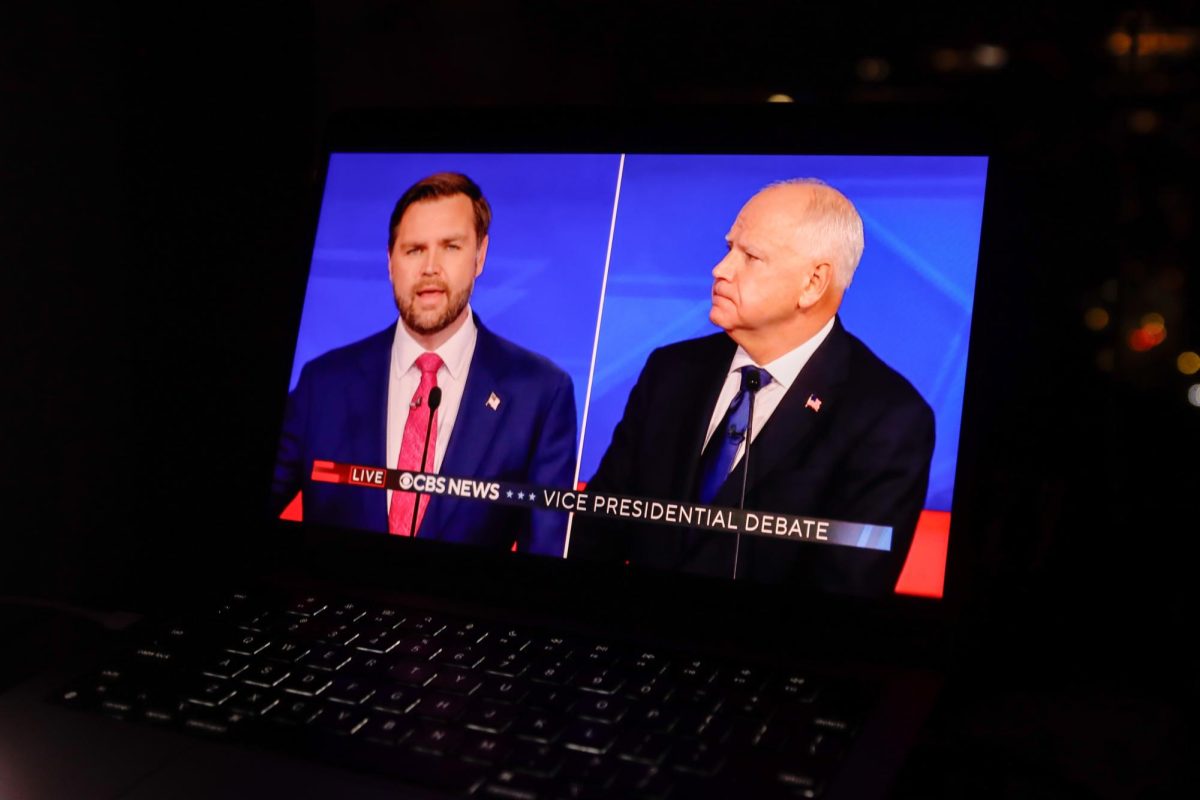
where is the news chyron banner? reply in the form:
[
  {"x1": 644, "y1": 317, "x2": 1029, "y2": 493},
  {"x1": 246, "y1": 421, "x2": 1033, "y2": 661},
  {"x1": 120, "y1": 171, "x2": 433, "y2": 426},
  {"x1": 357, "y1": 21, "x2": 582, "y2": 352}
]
[{"x1": 311, "y1": 461, "x2": 893, "y2": 552}]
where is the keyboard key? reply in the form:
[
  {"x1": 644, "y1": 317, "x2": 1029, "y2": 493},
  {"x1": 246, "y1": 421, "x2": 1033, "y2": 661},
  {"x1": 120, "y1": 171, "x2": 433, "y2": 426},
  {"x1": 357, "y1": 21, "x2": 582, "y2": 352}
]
[
  {"x1": 667, "y1": 739, "x2": 725, "y2": 777},
  {"x1": 360, "y1": 714, "x2": 415, "y2": 746},
  {"x1": 526, "y1": 684, "x2": 575, "y2": 713},
  {"x1": 509, "y1": 740, "x2": 564, "y2": 776},
  {"x1": 722, "y1": 665, "x2": 768, "y2": 693},
  {"x1": 442, "y1": 620, "x2": 489, "y2": 645},
  {"x1": 487, "y1": 653, "x2": 532, "y2": 678},
  {"x1": 286, "y1": 596, "x2": 327, "y2": 617},
  {"x1": 572, "y1": 694, "x2": 628, "y2": 724},
  {"x1": 270, "y1": 697, "x2": 324, "y2": 726},
  {"x1": 279, "y1": 670, "x2": 332, "y2": 697},
  {"x1": 314, "y1": 706, "x2": 370, "y2": 736},
  {"x1": 223, "y1": 632, "x2": 270, "y2": 657},
  {"x1": 562, "y1": 720, "x2": 617, "y2": 754},
  {"x1": 259, "y1": 640, "x2": 311, "y2": 664},
  {"x1": 299, "y1": 646, "x2": 352, "y2": 672},
  {"x1": 614, "y1": 731, "x2": 673, "y2": 765},
  {"x1": 395, "y1": 612, "x2": 446, "y2": 636},
  {"x1": 624, "y1": 651, "x2": 669, "y2": 676},
  {"x1": 352, "y1": 630, "x2": 402, "y2": 654},
  {"x1": 623, "y1": 677, "x2": 672, "y2": 703},
  {"x1": 241, "y1": 661, "x2": 291, "y2": 688},
  {"x1": 389, "y1": 660, "x2": 437, "y2": 687},
  {"x1": 428, "y1": 667, "x2": 483, "y2": 695},
  {"x1": 411, "y1": 692, "x2": 469, "y2": 721},
  {"x1": 409, "y1": 720, "x2": 464, "y2": 755},
  {"x1": 530, "y1": 658, "x2": 575, "y2": 685},
  {"x1": 480, "y1": 769, "x2": 548, "y2": 800},
  {"x1": 776, "y1": 674, "x2": 819, "y2": 704},
  {"x1": 574, "y1": 666, "x2": 624, "y2": 695},
  {"x1": 185, "y1": 678, "x2": 237, "y2": 707},
  {"x1": 512, "y1": 710, "x2": 565, "y2": 743},
  {"x1": 627, "y1": 704, "x2": 680, "y2": 734},
  {"x1": 395, "y1": 636, "x2": 441, "y2": 660},
  {"x1": 433, "y1": 644, "x2": 486, "y2": 669},
  {"x1": 359, "y1": 608, "x2": 403, "y2": 628},
  {"x1": 182, "y1": 707, "x2": 243, "y2": 737},
  {"x1": 460, "y1": 730, "x2": 513, "y2": 764},
  {"x1": 201, "y1": 655, "x2": 248, "y2": 680},
  {"x1": 671, "y1": 659, "x2": 719, "y2": 687},
  {"x1": 371, "y1": 686, "x2": 417, "y2": 715},
  {"x1": 347, "y1": 653, "x2": 391, "y2": 678},
  {"x1": 325, "y1": 675, "x2": 377, "y2": 705},
  {"x1": 227, "y1": 689, "x2": 279, "y2": 716},
  {"x1": 462, "y1": 701, "x2": 519, "y2": 734},
  {"x1": 477, "y1": 675, "x2": 529, "y2": 704}
]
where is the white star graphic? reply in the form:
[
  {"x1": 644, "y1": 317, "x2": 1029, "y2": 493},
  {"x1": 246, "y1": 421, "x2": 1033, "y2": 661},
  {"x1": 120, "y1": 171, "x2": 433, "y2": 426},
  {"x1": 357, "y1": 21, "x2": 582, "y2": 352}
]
[
  {"x1": 517, "y1": 491, "x2": 525, "y2": 500},
  {"x1": 506, "y1": 490, "x2": 513, "y2": 499}
]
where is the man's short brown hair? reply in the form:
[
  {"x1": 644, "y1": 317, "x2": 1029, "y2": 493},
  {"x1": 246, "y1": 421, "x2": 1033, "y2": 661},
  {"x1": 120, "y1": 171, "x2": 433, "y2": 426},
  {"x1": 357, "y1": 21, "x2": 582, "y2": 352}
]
[{"x1": 387, "y1": 172, "x2": 491, "y2": 250}]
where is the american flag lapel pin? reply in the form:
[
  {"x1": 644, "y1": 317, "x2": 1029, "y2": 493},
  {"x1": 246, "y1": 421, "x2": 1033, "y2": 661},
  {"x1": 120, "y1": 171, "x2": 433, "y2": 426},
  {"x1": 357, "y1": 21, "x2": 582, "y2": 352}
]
[
  {"x1": 486, "y1": 391, "x2": 501, "y2": 411},
  {"x1": 805, "y1": 394, "x2": 823, "y2": 412}
]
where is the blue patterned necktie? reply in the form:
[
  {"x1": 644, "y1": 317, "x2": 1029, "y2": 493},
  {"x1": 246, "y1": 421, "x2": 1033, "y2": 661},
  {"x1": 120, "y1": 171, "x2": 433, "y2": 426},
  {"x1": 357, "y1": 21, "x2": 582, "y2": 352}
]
[{"x1": 697, "y1": 366, "x2": 772, "y2": 504}]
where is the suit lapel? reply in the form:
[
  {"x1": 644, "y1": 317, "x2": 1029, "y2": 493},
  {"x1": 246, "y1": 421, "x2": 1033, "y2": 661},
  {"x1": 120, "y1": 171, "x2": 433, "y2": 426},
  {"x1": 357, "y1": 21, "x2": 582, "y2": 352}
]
[
  {"x1": 675, "y1": 335, "x2": 738, "y2": 501},
  {"x1": 712, "y1": 318, "x2": 851, "y2": 507},
  {"x1": 422, "y1": 322, "x2": 506, "y2": 536},
  {"x1": 352, "y1": 326, "x2": 395, "y2": 530}
]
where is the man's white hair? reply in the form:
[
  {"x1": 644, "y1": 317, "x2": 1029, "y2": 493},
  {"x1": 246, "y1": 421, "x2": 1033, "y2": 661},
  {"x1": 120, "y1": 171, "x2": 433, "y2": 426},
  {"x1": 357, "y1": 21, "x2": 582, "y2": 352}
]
[{"x1": 763, "y1": 177, "x2": 865, "y2": 290}]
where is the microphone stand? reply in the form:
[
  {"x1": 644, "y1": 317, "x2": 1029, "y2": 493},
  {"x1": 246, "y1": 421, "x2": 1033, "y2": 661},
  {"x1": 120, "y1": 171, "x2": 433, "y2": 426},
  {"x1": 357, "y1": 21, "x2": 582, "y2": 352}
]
[
  {"x1": 409, "y1": 387, "x2": 442, "y2": 538},
  {"x1": 733, "y1": 370, "x2": 762, "y2": 580}
]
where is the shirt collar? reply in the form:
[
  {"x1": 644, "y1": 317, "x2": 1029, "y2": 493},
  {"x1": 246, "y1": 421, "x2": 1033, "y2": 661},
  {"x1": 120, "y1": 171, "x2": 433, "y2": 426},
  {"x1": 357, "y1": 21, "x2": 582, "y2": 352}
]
[
  {"x1": 392, "y1": 304, "x2": 478, "y2": 381},
  {"x1": 728, "y1": 315, "x2": 837, "y2": 391}
]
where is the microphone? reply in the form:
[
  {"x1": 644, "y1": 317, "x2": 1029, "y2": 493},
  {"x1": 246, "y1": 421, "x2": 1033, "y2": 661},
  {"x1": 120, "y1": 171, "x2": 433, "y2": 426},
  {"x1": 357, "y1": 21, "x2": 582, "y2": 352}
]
[
  {"x1": 733, "y1": 369, "x2": 764, "y2": 580},
  {"x1": 408, "y1": 386, "x2": 443, "y2": 538}
]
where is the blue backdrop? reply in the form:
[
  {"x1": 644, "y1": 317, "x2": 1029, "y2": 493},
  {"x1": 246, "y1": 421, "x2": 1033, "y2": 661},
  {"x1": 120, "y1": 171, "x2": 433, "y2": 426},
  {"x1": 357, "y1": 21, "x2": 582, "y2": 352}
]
[
  {"x1": 580, "y1": 155, "x2": 988, "y2": 512},
  {"x1": 289, "y1": 152, "x2": 622, "y2": 439}
]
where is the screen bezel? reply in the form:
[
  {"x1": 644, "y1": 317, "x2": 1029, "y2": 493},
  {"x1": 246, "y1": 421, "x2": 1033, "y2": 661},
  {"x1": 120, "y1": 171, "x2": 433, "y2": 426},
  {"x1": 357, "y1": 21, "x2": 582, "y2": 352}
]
[{"x1": 261, "y1": 103, "x2": 1006, "y2": 669}]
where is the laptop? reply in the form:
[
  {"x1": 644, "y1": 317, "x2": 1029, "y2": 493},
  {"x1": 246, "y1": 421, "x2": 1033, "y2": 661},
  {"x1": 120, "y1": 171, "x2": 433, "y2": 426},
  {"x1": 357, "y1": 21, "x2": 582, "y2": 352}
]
[{"x1": 0, "y1": 105, "x2": 996, "y2": 799}]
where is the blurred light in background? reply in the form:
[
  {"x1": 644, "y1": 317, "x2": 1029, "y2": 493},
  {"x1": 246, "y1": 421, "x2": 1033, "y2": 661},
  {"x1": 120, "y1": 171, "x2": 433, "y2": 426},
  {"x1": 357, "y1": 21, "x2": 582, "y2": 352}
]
[
  {"x1": 1129, "y1": 109, "x2": 1160, "y2": 134},
  {"x1": 972, "y1": 44, "x2": 1008, "y2": 69},
  {"x1": 766, "y1": 93, "x2": 795, "y2": 103},
  {"x1": 931, "y1": 48, "x2": 960, "y2": 72},
  {"x1": 1178, "y1": 351, "x2": 1200, "y2": 375},
  {"x1": 1188, "y1": 384, "x2": 1200, "y2": 408},
  {"x1": 1107, "y1": 29, "x2": 1198, "y2": 57},
  {"x1": 1129, "y1": 313, "x2": 1167, "y2": 351},
  {"x1": 856, "y1": 57, "x2": 890, "y2": 81},
  {"x1": 1085, "y1": 307, "x2": 1110, "y2": 331}
]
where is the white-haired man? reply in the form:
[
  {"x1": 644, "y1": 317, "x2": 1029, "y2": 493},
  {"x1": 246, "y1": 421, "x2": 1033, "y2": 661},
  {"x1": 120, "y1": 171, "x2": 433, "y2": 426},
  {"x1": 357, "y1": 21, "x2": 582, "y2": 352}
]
[{"x1": 569, "y1": 179, "x2": 935, "y2": 597}]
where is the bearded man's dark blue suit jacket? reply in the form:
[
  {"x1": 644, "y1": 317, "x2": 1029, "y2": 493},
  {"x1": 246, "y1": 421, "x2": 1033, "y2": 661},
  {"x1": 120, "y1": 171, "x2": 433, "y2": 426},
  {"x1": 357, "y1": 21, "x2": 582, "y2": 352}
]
[
  {"x1": 568, "y1": 317, "x2": 935, "y2": 596},
  {"x1": 271, "y1": 316, "x2": 576, "y2": 556}
]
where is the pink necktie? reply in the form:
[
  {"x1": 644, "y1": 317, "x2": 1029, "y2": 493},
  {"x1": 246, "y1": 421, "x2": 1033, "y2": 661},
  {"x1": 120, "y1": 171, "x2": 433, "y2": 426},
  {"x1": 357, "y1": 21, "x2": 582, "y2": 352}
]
[{"x1": 388, "y1": 352, "x2": 443, "y2": 536}]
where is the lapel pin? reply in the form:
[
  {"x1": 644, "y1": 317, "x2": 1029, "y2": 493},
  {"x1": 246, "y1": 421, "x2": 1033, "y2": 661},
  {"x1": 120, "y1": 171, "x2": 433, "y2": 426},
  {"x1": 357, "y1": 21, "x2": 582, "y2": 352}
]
[
  {"x1": 805, "y1": 394, "x2": 823, "y2": 413},
  {"x1": 486, "y1": 392, "x2": 501, "y2": 411}
]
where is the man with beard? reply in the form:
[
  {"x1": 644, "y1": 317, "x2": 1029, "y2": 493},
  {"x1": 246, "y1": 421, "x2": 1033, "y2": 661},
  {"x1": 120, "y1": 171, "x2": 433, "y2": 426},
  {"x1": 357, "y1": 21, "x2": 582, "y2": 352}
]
[{"x1": 272, "y1": 173, "x2": 576, "y2": 556}]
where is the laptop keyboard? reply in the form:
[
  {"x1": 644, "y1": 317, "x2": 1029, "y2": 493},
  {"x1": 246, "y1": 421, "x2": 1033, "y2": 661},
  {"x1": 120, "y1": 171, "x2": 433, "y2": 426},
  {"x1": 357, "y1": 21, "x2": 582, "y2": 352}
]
[{"x1": 55, "y1": 591, "x2": 873, "y2": 799}]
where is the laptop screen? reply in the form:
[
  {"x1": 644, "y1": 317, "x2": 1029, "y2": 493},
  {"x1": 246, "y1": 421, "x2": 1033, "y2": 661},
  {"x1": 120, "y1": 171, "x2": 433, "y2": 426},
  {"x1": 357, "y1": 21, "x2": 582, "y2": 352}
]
[{"x1": 272, "y1": 150, "x2": 988, "y2": 602}]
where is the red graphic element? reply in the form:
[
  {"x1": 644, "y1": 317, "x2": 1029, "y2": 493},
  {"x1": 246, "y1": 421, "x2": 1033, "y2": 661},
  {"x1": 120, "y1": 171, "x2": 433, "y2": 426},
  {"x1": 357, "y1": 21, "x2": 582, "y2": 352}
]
[
  {"x1": 311, "y1": 460, "x2": 348, "y2": 483},
  {"x1": 280, "y1": 492, "x2": 303, "y2": 522},
  {"x1": 894, "y1": 510, "x2": 950, "y2": 598},
  {"x1": 805, "y1": 394, "x2": 823, "y2": 412}
]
